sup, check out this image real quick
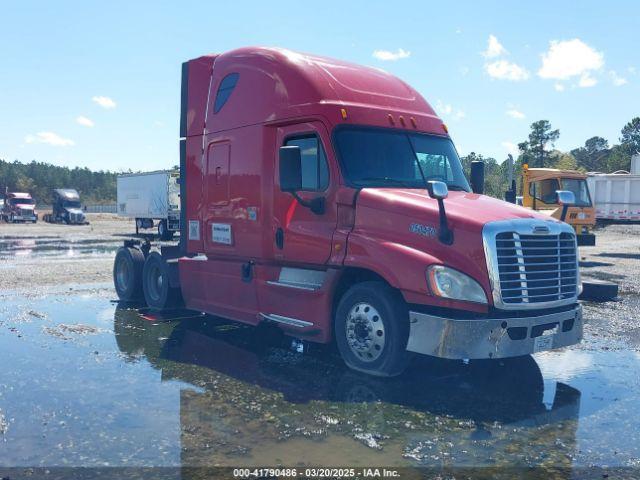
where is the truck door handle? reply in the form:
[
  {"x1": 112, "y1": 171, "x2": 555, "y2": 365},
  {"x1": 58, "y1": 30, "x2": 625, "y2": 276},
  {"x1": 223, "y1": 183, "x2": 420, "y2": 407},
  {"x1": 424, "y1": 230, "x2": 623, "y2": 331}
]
[{"x1": 275, "y1": 228, "x2": 284, "y2": 249}]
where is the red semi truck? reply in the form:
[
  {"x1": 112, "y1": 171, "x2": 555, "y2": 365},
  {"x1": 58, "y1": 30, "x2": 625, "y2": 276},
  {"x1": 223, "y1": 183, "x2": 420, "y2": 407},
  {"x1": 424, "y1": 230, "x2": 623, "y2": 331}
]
[
  {"x1": 2, "y1": 192, "x2": 38, "y2": 223},
  {"x1": 113, "y1": 47, "x2": 583, "y2": 376}
]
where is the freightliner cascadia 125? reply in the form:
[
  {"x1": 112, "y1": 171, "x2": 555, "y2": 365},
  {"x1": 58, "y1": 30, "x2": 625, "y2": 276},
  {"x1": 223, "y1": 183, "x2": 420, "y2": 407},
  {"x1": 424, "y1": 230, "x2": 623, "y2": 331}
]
[{"x1": 113, "y1": 47, "x2": 583, "y2": 376}]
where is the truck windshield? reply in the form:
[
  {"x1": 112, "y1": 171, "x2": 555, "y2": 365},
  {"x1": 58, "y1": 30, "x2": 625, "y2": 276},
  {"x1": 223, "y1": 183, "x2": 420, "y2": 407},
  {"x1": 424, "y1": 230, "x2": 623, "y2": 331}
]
[
  {"x1": 561, "y1": 178, "x2": 592, "y2": 207},
  {"x1": 334, "y1": 127, "x2": 470, "y2": 191},
  {"x1": 63, "y1": 200, "x2": 81, "y2": 208},
  {"x1": 9, "y1": 198, "x2": 34, "y2": 205}
]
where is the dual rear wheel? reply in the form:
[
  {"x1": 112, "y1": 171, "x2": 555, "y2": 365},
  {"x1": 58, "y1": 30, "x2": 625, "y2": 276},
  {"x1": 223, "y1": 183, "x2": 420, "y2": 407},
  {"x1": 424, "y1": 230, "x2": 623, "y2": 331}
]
[{"x1": 113, "y1": 247, "x2": 181, "y2": 309}]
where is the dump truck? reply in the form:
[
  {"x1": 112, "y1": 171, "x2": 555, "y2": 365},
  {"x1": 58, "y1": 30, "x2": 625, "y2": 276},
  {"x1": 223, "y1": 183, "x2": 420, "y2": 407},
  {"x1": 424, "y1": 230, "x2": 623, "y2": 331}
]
[
  {"x1": 117, "y1": 170, "x2": 180, "y2": 240},
  {"x1": 43, "y1": 189, "x2": 88, "y2": 224},
  {"x1": 521, "y1": 166, "x2": 596, "y2": 246},
  {"x1": 587, "y1": 154, "x2": 640, "y2": 223},
  {"x1": 113, "y1": 47, "x2": 583, "y2": 376},
  {"x1": 1, "y1": 192, "x2": 38, "y2": 223}
]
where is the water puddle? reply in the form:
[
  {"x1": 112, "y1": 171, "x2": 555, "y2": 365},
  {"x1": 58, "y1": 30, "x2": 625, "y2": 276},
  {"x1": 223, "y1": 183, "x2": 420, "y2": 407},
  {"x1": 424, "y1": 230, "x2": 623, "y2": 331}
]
[
  {"x1": 0, "y1": 238, "x2": 119, "y2": 260},
  {"x1": 0, "y1": 295, "x2": 639, "y2": 472}
]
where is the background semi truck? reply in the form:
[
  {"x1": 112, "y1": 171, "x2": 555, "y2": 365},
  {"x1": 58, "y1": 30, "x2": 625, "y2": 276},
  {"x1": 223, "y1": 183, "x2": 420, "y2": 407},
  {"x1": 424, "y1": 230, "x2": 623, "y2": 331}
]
[
  {"x1": 1, "y1": 192, "x2": 38, "y2": 223},
  {"x1": 587, "y1": 154, "x2": 640, "y2": 223},
  {"x1": 117, "y1": 170, "x2": 180, "y2": 240},
  {"x1": 113, "y1": 47, "x2": 583, "y2": 376},
  {"x1": 43, "y1": 188, "x2": 88, "y2": 225}
]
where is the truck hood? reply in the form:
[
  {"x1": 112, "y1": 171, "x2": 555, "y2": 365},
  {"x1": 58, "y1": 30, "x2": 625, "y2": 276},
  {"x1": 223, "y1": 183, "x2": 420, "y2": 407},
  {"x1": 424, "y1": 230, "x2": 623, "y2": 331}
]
[
  {"x1": 357, "y1": 188, "x2": 548, "y2": 232},
  {"x1": 15, "y1": 203, "x2": 35, "y2": 211},
  {"x1": 349, "y1": 189, "x2": 562, "y2": 310}
]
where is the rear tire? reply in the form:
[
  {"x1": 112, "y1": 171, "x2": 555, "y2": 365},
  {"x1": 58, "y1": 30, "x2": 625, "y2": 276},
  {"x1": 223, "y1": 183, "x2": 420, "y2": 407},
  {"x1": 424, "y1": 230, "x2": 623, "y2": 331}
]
[
  {"x1": 142, "y1": 251, "x2": 181, "y2": 310},
  {"x1": 113, "y1": 247, "x2": 145, "y2": 301},
  {"x1": 335, "y1": 281, "x2": 410, "y2": 377}
]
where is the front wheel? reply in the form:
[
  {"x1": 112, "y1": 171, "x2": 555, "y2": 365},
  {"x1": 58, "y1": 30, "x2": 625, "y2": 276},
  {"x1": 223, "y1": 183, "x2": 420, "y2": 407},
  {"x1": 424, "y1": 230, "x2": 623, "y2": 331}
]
[{"x1": 335, "y1": 281, "x2": 410, "y2": 377}]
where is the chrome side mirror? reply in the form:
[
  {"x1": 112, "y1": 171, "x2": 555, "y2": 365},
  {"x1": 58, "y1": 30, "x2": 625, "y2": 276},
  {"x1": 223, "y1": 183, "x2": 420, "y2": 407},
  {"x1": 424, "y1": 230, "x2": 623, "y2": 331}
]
[
  {"x1": 427, "y1": 180, "x2": 449, "y2": 200},
  {"x1": 556, "y1": 190, "x2": 575, "y2": 222},
  {"x1": 426, "y1": 180, "x2": 452, "y2": 244},
  {"x1": 556, "y1": 190, "x2": 575, "y2": 206}
]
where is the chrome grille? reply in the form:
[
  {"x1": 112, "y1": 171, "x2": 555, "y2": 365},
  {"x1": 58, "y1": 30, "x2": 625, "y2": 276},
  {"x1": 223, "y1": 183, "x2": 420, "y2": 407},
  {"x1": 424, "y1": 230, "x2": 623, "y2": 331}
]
[{"x1": 495, "y1": 231, "x2": 577, "y2": 305}]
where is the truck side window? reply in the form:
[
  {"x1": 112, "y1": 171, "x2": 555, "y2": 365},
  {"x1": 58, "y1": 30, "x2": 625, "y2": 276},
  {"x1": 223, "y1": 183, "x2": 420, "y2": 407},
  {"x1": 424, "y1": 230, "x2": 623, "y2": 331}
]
[
  {"x1": 213, "y1": 73, "x2": 239, "y2": 113},
  {"x1": 284, "y1": 135, "x2": 329, "y2": 191},
  {"x1": 530, "y1": 179, "x2": 560, "y2": 204}
]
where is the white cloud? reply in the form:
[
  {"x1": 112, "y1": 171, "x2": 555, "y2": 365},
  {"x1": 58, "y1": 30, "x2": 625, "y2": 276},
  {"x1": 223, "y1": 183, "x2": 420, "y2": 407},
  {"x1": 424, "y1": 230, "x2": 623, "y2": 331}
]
[
  {"x1": 92, "y1": 95, "x2": 117, "y2": 109},
  {"x1": 372, "y1": 48, "x2": 410, "y2": 61},
  {"x1": 76, "y1": 116, "x2": 94, "y2": 127},
  {"x1": 578, "y1": 73, "x2": 597, "y2": 87},
  {"x1": 485, "y1": 60, "x2": 530, "y2": 81},
  {"x1": 25, "y1": 132, "x2": 75, "y2": 147},
  {"x1": 506, "y1": 108, "x2": 525, "y2": 119},
  {"x1": 502, "y1": 141, "x2": 519, "y2": 157},
  {"x1": 609, "y1": 70, "x2": 628, "y2": 86},
  {"x1": 535, "y1": 350, "x2": 593, "y2": 382},
  {"x1": 538, "y1": 39, "x2": 604, "y2": 81},
  {"x1": 554, "y1": 83, "x2": 565, "y2": 92},
  {"x1": 483, "y1": 34, "x2": 507, "y2": 58},
  {"x1": 435, "y1": 100, "x2": 465, "y2": 121}
]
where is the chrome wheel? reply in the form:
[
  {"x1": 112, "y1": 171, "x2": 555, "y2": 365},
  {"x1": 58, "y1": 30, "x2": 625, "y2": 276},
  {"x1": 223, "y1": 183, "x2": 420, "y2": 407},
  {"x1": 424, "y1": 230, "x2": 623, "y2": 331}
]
[{"x1": 345, "y1": 302, "x2": 385, "y2": 362}]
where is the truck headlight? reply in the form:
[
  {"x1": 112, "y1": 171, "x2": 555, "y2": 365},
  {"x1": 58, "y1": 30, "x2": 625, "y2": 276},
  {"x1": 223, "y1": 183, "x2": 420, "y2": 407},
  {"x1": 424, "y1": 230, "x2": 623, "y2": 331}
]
[{"x1": 427, "y1": 265, "x2": 488, "y2": 304}]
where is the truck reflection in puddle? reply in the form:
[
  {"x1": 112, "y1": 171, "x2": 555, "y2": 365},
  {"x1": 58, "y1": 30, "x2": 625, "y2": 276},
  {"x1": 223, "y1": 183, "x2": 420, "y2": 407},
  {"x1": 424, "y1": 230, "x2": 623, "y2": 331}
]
[{"x1": 114, "y1": 305, "x2": 581, "y2": 469}]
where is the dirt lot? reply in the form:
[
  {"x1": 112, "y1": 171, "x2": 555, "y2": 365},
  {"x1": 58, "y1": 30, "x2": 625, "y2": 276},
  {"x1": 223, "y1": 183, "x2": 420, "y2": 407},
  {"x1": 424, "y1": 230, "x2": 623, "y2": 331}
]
[{"x1": 0, "y1": 214, "x2": 135, "y2": 292}]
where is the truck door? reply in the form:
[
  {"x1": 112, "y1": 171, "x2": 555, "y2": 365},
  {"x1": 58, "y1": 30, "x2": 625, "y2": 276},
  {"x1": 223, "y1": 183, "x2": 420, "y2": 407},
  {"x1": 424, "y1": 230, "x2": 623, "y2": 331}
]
[
  {"x1": 273, "y1": 122, "x2": 337, "y2": 265},
  {"x1": 204, "y1": 141, "x2": 232, "y2": 254}
]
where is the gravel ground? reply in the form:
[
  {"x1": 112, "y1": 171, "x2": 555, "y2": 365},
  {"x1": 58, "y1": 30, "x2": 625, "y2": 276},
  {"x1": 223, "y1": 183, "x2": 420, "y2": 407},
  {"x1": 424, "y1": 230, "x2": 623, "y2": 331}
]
[{"x1": 0, "y1": 214, "x2": 134, "y2": 293}]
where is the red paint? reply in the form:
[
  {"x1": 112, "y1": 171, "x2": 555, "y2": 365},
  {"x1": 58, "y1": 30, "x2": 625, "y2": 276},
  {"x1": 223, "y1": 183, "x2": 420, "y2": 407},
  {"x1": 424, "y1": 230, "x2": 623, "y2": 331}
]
[{"x1": 177, "y1": 47, "x2": 558, "y2": 343}]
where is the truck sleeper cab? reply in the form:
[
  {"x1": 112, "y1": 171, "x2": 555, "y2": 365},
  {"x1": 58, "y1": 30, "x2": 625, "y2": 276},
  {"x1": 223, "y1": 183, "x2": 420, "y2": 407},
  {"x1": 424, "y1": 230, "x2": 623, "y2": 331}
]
[{"x1": 113, "y1": 47, "x2": 583, "y2": 376}]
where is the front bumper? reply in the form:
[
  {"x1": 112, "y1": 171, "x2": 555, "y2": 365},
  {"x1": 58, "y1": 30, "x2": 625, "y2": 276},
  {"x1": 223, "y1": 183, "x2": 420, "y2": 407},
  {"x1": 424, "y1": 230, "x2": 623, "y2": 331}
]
[
  {"x1": 10, "y1": 215, "x2": 37, "y2": 221},
  {"x1": 577, "y1": 233, "x2": 596, "y2": 246},
  {"x1": 406, "y1": 304, "x2": 582, "y2": 359}
]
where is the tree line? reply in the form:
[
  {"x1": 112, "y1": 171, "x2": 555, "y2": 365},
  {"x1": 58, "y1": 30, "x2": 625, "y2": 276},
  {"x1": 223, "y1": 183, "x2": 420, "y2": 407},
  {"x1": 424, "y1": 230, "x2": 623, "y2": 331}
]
[
  {"x1": 0, "y1": 160, "x2": 118, "y2": 205},
  {"x1": 1, "y1": 116, "x2": 638, "y2": 204},
  {"x1": 461, "y1": 116, "x2": 640, "y2": 199}
]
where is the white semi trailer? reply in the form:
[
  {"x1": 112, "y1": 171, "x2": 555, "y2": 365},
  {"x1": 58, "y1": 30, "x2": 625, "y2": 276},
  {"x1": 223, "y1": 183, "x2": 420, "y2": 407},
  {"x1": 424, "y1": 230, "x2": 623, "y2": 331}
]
[
  {"x1": 117, "y1": 170, "x2": 180, "y2": 239},
  {"x1": 587, "y1": 155, "x2": 640, "y2": 223}
]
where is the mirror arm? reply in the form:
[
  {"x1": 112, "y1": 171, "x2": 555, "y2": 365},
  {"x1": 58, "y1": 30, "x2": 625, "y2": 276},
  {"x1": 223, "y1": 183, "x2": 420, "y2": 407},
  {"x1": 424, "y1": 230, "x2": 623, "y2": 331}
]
[
  {"x1": 437, "y1": 199, "x2": 453, "y2": 245},
  {"x1": 560, "y1": 204, "x2": 569, "y2": 222},
  {"x1": 290, "y1": 191, "x2": 325, "y2": 215}
]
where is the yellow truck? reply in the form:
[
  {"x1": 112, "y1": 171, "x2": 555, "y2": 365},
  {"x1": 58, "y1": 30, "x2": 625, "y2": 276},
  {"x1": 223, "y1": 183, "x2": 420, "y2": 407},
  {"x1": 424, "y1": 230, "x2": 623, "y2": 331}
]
[{"x1": 522, "y1": 165, "x2": 596, "y2": 246}]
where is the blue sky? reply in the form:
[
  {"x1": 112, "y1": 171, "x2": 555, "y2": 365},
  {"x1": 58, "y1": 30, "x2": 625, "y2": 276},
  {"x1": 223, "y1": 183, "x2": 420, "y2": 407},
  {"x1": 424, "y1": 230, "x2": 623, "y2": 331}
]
[{"x1": 0, "y1": 0, "x2": 637, "y2": 172}]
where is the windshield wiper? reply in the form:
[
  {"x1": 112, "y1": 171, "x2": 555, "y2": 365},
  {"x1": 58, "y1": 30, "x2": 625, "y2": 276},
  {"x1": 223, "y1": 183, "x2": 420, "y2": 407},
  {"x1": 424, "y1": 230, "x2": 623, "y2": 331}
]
[
  {"x1": 446, "y1": 185, "x2": 468, "y2": 191},
  {"x1": 355, "y1": 177, "x2": 419, "y2": 188}
]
